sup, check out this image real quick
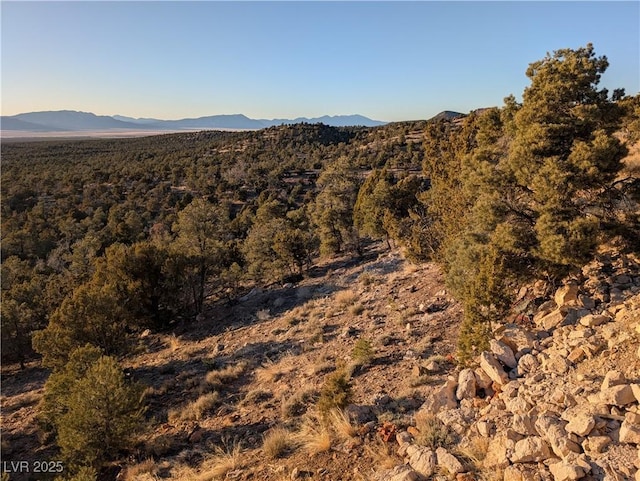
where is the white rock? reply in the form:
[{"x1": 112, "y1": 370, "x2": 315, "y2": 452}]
[
  {"x1": 435, "y1": 447, "x2": 464, "y2": 474},
  {"x1": 555, "y1": 283, "x2": 579, "y2": 307},
  {"x1": 456, "y1": 369, "x2": 477, "y2": 400},
  {"x1": 406, "y1": 445, "x2": 436, "y2": 477},
  {"x1": 579, "y1": 314, "x2": 610, "y2": 327},
  {"x1": 620, "y1": 420, "x2": 640, "y2": 444},
  {"x1": 601, "y1": 370, "x2": 626, "y2": 389},
  {"x1": 420, "y1": 377, "x2": 458, "y2": 413},
  {"x1": 565, "y1": 413, "x2": 595, "y2": 437},
  {"x1": 600, "y1": 385, "x2": 636, "y2": 406},
  {"x1": 517, "y1": 353, "x2": 539, "y2": 375},
  {"x1": 510, "y1": 436, "x2": 552, "y2": 463},
  {"x1": 379, "y1": 465, "x2": 421, "y2": 481},
  {"x1": 490, "y1": 339, "x2": 518, "y2": 369},
  {"x1": 483, "y1": 433, "x2": 514, "y2": 469},
  {"x1": 480, "y1": 352, "x2": 508, "y2": 386}
]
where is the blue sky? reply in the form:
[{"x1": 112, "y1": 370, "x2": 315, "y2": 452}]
[{"x1": 2, "y1": 1, "x2": 639, "y2": 122}]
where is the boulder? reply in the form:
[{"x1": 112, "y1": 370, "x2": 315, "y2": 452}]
[
  {"x1": 579, "y1": 314, "x2": 610, "y2": 327},
  {"x1": 517, "y1": 353, "x2": 539, "y2": 375},
  {"x1": 456, "y1": 369, "x2": 477, "y2": 400},
  {"x1": 555, "y1": 283, "x2": 579, "y2": 307},
  {"x1": 548, "y1": 454, "x2": 591, "y2": 481},
  {"x1": 512, "y1": 413, "x2": 538, "y2": 436},
  {"x1": 601, "y1": 370, "x2": 626, "y2": 389},
  {"x1": 599, "y1": 385, "x2": 636, "y2": 406},
  {"x1": 535, "y1": 415, "x2": 581, "y2": 458},
  {"x1": 490, "y1": 339, "x2": 518, "y2": 369},
  {"x1": 406, "y1": 445, "x2": 436, "y2": 477},
  {"x1": 483, "y1": 432, "x2": 514, "y2": 469},
  {"x1": 436, "y1": 447, "x2": 465, "y2": 475},
  {"x1": 581, "y1": 435, "x2": 610, "y2": 454},
  {"x1": 510, "y1": 437, "x2": 553, "y2": 463},
  {"x1": 480, "y1": 352, "x2": 508, "y2": 386},
  {"x1": 619, "y1": 419, "x2": 640, "y2": 444},
  {"x1": 565, "y1": 413, "x2": 595, "y2": 437},
  {"x1": 420, "y1": 377, "x2": 459, "y2": 413},
  {"x1": 495, "y1": 324, "x2": 537, "y2": 357}
]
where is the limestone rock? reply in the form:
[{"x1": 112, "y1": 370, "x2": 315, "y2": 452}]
[
  {"x1": 483, "y1": 433, "x2": 514, "y2": 469},
  {"x1": 517, "y1": 353, "x2": 539, "y2": 375},
  {"x1": 599, "y1": 385, "x2": 636, "y2": 406},
  {"x1": 631, "y1": 384, "x2": 640, "y2": 403},
  {"x1": 406, "y1": 445, "x2": 436, "y2": 477},
  {"x1": 436, "y1": 447, "x2": 465, "y2": 475},
  {"x1": 490, "y1": 339, "x2": 518, "y2": 369},
  {"x1": 421, "y1": 377, "x2": 459, "y2": 413},
  {"x1": 579, "y1": 314, "x2": 610, "y2": 327},
  {"x1": 535, "y1": 415, "x2": 581, "y2": 458},
  {"x1": 555, "y1": 283, "x2": 579, "y2": 307},
  {"x1": 456, "y1": 369, "x2": 477, "y2": 401},
  {"x1": 537, "y1": 308, "x2": 567, "y2": 330},
  {"x1": 480, "y1": 352, "x2": 508, "y2": 386},
  {"x1": 581, "y1": 435, "x2": 610, "y2": 454},
  {"x1": 495, "y1": 324, "x2": 537, "y2": 357},
  {"x1": 620, "y1": 419, "x2": 640, "y2": 444},
  {"x1": 510, "y1": 436, "x2": 552, "y2": 463},
  {"x1": 512, "y1": 413, "x2": 538, "y2": 436},
  {"x1": 377, "y1": 465, "x2": 421, "y2": 481},
  {"x1": 565, "y1": 413, "x2": 595, "y2": 437},
  {"x1": 601, "y1": 370, "x2": 626, "y2": 389},
  {"x1": 548, "y1": 454, "x2": 591, "y2": 481}
]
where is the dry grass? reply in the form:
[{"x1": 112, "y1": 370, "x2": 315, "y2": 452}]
[
  {"x1": 364, "y1": 437, "x2": 402, "y2": 470},
  {"x1": 456, "y1": 435, "x2": 489, "y2": 471},
  {"x1": 255, "y1": 357, "x2": 294, "y2": 384},
  {"x1": 262, "y1": 427, "x2": 296, "y2": 459},
  {"x1": 168, "y1": 391, "x2": 220, "y2": 423},
  {"x1": 280, "y1": 387, "x2": 317, "y2": 419},
  {"x1": 167, "y1": 334, "x2": 181, "y2": 352},
  {"x1": 195, "y1": 441, "x2": 243, "y2": 481},
  {"x1": 296, "y1": 414, "x2": 332, "y2": 455},
  {"x1": 335, "y1": 289, "x2": 358, "y2": 307},
  {"x1": 327, "y1": 409, "x2": 358, "y2": 441},
  {"x1": 122, "y1": 459, "x2": 157, "y2": 481},
  {"x1": 204, "y1": 361, "x2": 247, "y2": 388},
  {"x1": 349, "y1": 303, "x2": 365, "y2": 316},
  {"x1": 413, "y1": 411, "x2": 456, "y2": 450}
]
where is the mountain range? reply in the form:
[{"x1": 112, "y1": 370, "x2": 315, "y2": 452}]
[{"x1": 0, "y1": 110, "x2": 388, "y2": 133}]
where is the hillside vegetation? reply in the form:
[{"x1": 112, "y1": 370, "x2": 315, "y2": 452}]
[{"x1": 1, "y1": 44, "x2": 639, "y2": 481}]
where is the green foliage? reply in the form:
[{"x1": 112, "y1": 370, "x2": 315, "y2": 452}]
[
  {"x1": 55, "y1": 354, "x2": 144, "y2": 470},
  {"x1": 38, "y1": 346, "x2": 144, "y2": 473},
  {"x1": 312, "y1": 158, "x2": 362, "y2": 256},
  {"x1": 351, "y1": 338, "x2": 375, "y2": 366},
  {"x1": 317, "y1": 367, "x2": 353, "y2": 418}
]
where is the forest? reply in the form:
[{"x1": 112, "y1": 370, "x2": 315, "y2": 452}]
[{"x1": 1, "y1": 44, "x2": 639, "y2": 479}]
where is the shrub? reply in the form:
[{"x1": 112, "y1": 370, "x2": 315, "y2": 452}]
[
  {"x1": 317, "y1": 367, "x2": 352, "y2": 418},
  {"x1": 351, "y1": 339, "x2": 374, "y2": 366}
]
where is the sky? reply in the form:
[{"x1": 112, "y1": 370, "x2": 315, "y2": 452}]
[{"x1": 1, "y1": 1, "x2": 639, "y2": 122}]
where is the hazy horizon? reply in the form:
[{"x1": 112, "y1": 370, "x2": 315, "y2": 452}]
[{"x1": 2, "y1": 1, "x2": 639, "y2": 122}]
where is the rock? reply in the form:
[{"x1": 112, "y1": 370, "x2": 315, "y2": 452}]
[
  {"x1": 406, "y1": 445, "x2": 436, "y2": 477},
  {"x1": 483, "y1": 433, "x2": 515, "y2": 469},
  {"x1": 512, "y1": 413, "x2": 538, "y2": 436},
  {"x1": 396, "y1": 431, "x2": 413, "y2": 447},
  {"x1": 503, "y1": 464, "x2": 539, "y2": 481},
  {"x1": 345, "y1": 404, "x2": 376, "y2": 424},
  {"x1": 495, "y1": 324, "x2": 537, "y2": 356},
  {"x1": 581, "y1": 435, "x2": 610, "y2": 454},
  {"x1": 517, "y1": 354, "x2": 539, "y2": 375},
  {"x1": 477, "y1": 420, "x2": 493, "y2": 437},
  {"x1": 536, "y1": 309, "x2": 567, "y2": 330},
  {"x1": 555, "y1": 283, "x2": 579, "y2": 307},
  {"x1": 599, "y1": 385, "x2": 636, "y2": 406},
  {"x1": 490, "y1": 339, "x2": 518, "y2": 369},
  {"x1": 535, "y1": 415, "x2": 581, "y2": 458},
  {"x1": 565, "y1": 413, "x2": 595, "y2": 437},
  {"x1": 601, "y1": 370, "x2": 626, "y2": 389},
  {"x1": 567, "y1": 347, "x2": 586, "y2": 364},
  {"x1": 631, "y1": 384, "x2": 640, "y2": 402},
  {"x1": 480, "y1": 352, "x2": 508, "y2": 386},
  {"x1": 420, "y1": 377, "x2": 458, "y2": 413},
  {"x1": 377, "y1": 465, "x2": 421, "y2": 481},
  {"x1": 474, "y1": 368, "x2": 493, "y2": 390},
  {"x1": 579, "y1": 314, "x2": 610, "y2": 327},
  {"x1": 620, "y1": 419, "x2": 640, "y2": 444},
  {"x1": 548, "y1": 454, "x2": 591, "y2": 481},
  {"x1": 436, "y1": 447, "x2": 465, "y2": 475},
  {"x1": 456, "y1": 369, "x2": 477, "y2": 400},
  {"x1": 510, "y1": 436, "x2": 553, "y2": 463},
  {"x1": 543, "y1": 354, "x2": 571, "y2": 375}
]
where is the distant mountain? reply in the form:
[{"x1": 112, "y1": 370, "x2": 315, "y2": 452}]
[
  {"x1": 5, "y1": 110, "x2": 144, "y2": 131},
  {"x1": 0, "y1": 110, "x2": 386, "y2": 134},
  {"x1": 427, "y1": 111, "x2": 465, "y2": 122}
]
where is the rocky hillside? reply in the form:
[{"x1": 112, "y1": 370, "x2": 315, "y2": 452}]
[{"x1": 374, "y1": 246, "x2": 640, "y2": 481}]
